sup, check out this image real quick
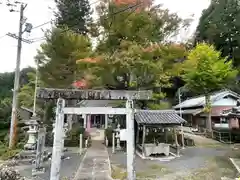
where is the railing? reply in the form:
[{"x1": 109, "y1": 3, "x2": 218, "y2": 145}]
[
  {"x1": 212, "y1": 130, "x2": 232, "y2": 143},
  {"x1": 213, "y1": 123, "x2": 230, "y2": 129}
]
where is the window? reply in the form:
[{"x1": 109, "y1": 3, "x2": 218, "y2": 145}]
[{"x1": 220, "y1": 118, "x2": 227, "y2": 124}]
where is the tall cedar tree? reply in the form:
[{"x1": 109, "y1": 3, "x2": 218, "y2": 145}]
[
  {"x1": 195, "y1": 0, "x2": 240, "y2": 67},
  {"x1": 37, "y1": 28, "x2": 92, "y2": 88},
  {"x1": 55, "y1": 0, "x2": 92, "y2": 34}
]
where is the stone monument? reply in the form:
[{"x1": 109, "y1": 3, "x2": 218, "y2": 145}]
[{"x1": 32, "y1": 127, "x2": 46, "y2": 176}]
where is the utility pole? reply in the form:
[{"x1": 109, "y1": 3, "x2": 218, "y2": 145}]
[
  {"x1": 178, "y1": 88, "x2": 182, "y2": 118},
  {"x1": 32, "y1": 58, "x2": 39, "y2": 116},
  {"x1": 178, "y1": 88, "x2": 185, "y2": 149},
  {"x1": 9, "y1": 3, "x2": 28, "y2": 149}
]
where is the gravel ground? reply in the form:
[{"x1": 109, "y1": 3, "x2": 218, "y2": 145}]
[
  {"x1": 16, "y1": 147, "x2": 84, "y2": 180},
  {"x1": 108, "y1": 145, "x2": 238, "y2": 179}
]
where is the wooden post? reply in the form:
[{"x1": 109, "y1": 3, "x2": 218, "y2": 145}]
[
  {"x1": 164, "y1": 128, "x2": 168, "y2": 143},
  {"x1": 50, "y1": 98, "x2": 65, "y2": 180},
  {"x1": 112, "y1": 132, "x2": 115, "y2": 153},
  {"x1": 142, "y1": 125, "x2": 146, "y2": 157},
  {"x1": 181, "y1": 124, "x2": 185, "y2": 149},
  {"x1": 136, "y1": 125, "x2": 140, "y2": 144},
  {"x1": 174, "y1": 127, "x2": 180, "y2": 156},
  {"x1": 79, "y1": 134, "x2": 82, "y2": 155},
  {"x1": 229, "y1": 132, "x2": 232, "y2": 144}
]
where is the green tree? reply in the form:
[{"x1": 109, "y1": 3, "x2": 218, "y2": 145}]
[
  {"x1": 182, "y1": 43, "x2": 237, "y2": 131},
  {"x1": 18, "y1": 70, "x2": 44, "y2": 109},
  {"x1": 195, "y1": 0, "x2": 240, "y2": 67},
  {"x1": 55, "y1": 0, "x2": 92, "y2": 34},
  {"x1": 36, "y1": 28, "x2": 92, "y2": 88},
  {"x1": 0, "y1": 72, "x2": 14, "y2": 99},
  {"x1": 96, "y1": 2, "x2": 187, "y2": 53},
  {"x1": 76, "y1": 2, "x2": 189, "y2": 108}
]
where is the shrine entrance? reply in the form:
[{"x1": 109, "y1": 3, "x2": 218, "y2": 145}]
[
  {"x1": 36, "y1": 88, "x2": 152, "y2": 180},
  {"x1": 75, "y1": 100, "x2": 125, "y2": 140}
]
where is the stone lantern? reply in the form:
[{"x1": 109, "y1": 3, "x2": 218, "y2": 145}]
[
  {"x1": 115, "y1": 123, "x2": 121, "y2": 150},
  {"x1": 24, "y1": 116, "x2": 39, "y2": 150}
]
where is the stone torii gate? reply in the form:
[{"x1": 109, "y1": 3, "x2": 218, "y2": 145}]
[{"x1": 36, "y1": 88, "x2": 152, "y2": 180}]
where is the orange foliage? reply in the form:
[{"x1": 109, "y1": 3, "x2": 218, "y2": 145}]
[
  {"x1": 72, "y1": 79, "x2": 88, "y2": 88},
  {"x1": 113, "y1": 0, "x2": 152, "y2": 10},
  {"x1": 76, "y1": 57, "x2": 101, "y2": 64},
  {"x1": 142, "y1": 44, "x2": 160, "y2": 52}
]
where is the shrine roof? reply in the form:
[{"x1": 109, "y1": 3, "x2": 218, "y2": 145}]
[
  {"x1": 135, "y1": 110, "x2": 186, "y2": 125},
  {"x1": 174, "y1": 89, "x2": 240, "y2": 109}
]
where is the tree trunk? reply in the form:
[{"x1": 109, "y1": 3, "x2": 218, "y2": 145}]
[{"x1": 205, "y1": 95, "x2": 212, "y2": 132}]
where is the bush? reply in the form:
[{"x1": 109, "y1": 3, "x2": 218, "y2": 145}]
[
  {"x1": 0, "y1": 143, "x2": 20, "y2": 160},
  {"x1": 0, "y1": 164, "x2": 25, "y2": 180},
  {"x1": 45, "y1": 131, "x2": 54, "y2": 146},
  {"x1": 1, "y1": 149, "x2": 20, "y2": 161},
  {"x1": 45, "y1": 125, "x2": 92, "y2": 147},
  {"x1": 65, "y1": 127, "x2": 91, "y2": 147},
  {"x1": 105, "y1": 128, "x2": 114, "y2": 146}
]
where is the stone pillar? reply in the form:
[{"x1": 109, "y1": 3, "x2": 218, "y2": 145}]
[
  {"x1": 126, "y1": 99, "x2": 135, "y2": 180},
  {"x1": 67, "y1": 115, "x2": 73, "y2": 131},
  {"x1": 82, "y1": 114, "x2": 87, "y2": 128},
  {"x1": 115, "y1": 123, "x2": 121, "y2": 150},
  {"x1": 86, "y1": 114, "x2": 91, "y2": 131},
  {"x1": 105, "y1": 114, "x2": 108, "y2": 129},
  {"x1": 32, "y1": 127, "x2": 46, "y2": 175},
  {"x1": 50, "y1": 98, "x2": 65, "y2": 180}
]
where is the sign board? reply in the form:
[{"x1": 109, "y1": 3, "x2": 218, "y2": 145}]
[
  {"x1": 119, "y1": 129, "x2": 128, "y2": 141},
  {"x1": 36, "y1": 88, "x2": 152, "y2": 100}
]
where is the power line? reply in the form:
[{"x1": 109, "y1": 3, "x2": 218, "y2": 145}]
[
  {"x1": 32, "y1": 20, "x2": 53, "y2": 30},
  {"x1": 25, "y1": 0, "x2": 102, "y2": 35},
  {"x1": 0, "y1": 34, "x2": 7, "y2": 39},
  {"x1": 29, "y1": 2, "x2": 143, "y2": 43},
  {"x1": 30, "y1": 0, "x2": 102, "y2": 30}
]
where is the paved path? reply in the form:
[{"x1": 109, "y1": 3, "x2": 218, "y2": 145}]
[{"x1": 74, "y1": 141, "x2": 112, "y2": 180}]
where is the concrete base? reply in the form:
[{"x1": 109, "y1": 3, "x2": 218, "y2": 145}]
[
  {"x1": 32, "y1": 167, "x2": 45, "y2": 176},
  {"x1": 136, "y1": 150, "x2": 176, "y2": 162},
  {"x1": 24, "y1": 143, "x2": 36, "y2": 150}
]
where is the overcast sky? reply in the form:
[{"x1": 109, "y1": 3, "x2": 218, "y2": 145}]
[{"x1": 0, "y1": 0, "x2": 210, "y2": 73}]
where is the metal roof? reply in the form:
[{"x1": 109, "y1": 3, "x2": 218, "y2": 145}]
[
  {"x1": 175, "y1": 109, "x2": 203, "y2": 115},
  {"x1": 174, "y1": 89, "x2": 240, "y2": 109},
  {"x1": 135, "y1": 110, "x2": 186, "y2": 125}
]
